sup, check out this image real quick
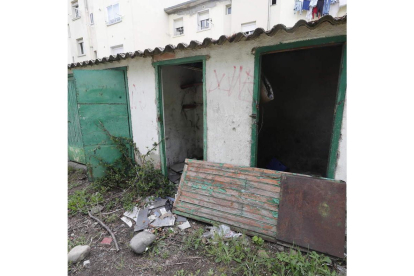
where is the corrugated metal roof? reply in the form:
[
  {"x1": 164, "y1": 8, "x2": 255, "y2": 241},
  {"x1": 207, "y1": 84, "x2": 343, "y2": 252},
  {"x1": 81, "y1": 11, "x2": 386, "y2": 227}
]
[{"x1": 68, "y1": 15, "x2": 346, "y2": 69}]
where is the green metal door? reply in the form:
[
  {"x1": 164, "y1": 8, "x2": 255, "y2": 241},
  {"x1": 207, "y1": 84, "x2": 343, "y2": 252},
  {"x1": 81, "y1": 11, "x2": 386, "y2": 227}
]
[
  {"x1": 73, "y1": 69, "x2": 132, "y2": 180},
  {"x1": 68, "y1": 76, "x2": 86, "y2": 164}
]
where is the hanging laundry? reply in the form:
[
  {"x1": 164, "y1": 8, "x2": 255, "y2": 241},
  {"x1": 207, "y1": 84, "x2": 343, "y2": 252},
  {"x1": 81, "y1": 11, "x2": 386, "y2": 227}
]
[
  {"x1": 322, "y1": 0, "x2": 331, "y2": 16},
  {"x1": 302, "y1": 0, "x2": 311, "y2": 11},
  {"x1": 339, "y1": 0, "x2": 347, "y2": 7},
  {"x1": 312, "y1": 6, "x2": 318, "y2": 19},
  {"x1": 331, "y1": 0, "x2": 338, "y2": 3},
  {"x1": 294, "y1": 0, "x2": 303, "y2": 15},
  {"x1": 328, "y1": 0, "x2": 339, "y2": 16},
  {"x1": 306, "y1": 0, "x2": 318, "y2": 21},
  {"x1": 316, "y1": 0, "x2": 324, "y2": 18}
]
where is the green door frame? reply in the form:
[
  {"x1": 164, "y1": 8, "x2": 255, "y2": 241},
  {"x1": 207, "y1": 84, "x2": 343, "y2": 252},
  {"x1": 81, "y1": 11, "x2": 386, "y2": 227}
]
[
  {"x1": 250, "y1": 35, "x2": 347, "y2": 179},
  {"x1": 153, "y1": 56, "x2": 207, "y2": 176}
]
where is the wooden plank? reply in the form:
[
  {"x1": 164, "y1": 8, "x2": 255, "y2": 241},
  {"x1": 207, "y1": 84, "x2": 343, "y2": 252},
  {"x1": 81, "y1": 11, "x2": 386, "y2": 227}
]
[
  {"x1": 185, "y1": 171, "x2": 281, "y2": 195},
  {"x1": 187, "y1": 166, "x2": 281, "y2": 188},
  {"x1": 178, "y1": 191, "x2": 278, "y2": 225},
  {"x1": 174, "y1": 159, "x2": 281, "y2": 240},
  {"x1": 182, "y1": 179, "x2": 280, "y2": 209},
  {"x1": 174, "y1": 210, "x2": 277, "y2": 242},
  {"x1": 174, "y1": 202, "x2": 277, "y2": 237}
]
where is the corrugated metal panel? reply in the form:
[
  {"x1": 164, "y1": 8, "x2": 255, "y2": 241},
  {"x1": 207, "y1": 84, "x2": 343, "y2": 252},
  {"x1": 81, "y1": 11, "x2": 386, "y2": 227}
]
[
  {"x1": 173, "y1": 159, "x2": 281, "y2": 241},
  {"x1": 68, "y1": 15, "x2": 346, "y2": 69}
]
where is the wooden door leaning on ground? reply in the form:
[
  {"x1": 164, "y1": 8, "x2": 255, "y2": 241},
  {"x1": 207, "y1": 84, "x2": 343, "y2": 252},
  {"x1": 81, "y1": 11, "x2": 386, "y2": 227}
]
[{"x1": 72, "y1": 69, "x2": 132, "y2": 180}]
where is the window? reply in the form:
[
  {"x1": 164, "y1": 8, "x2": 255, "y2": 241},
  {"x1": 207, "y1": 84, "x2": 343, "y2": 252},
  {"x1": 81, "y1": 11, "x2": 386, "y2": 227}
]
[
  {"x1": 107, "y1": 3, "x2": 121, "y2": 25},
  {"x1": 94, "y1": 51, "x2": 98, "y2": 59},
  {"x1": 90, "y1": 13, "x2": 94, "y2": 25},
  {"x1": 241, "y1": 22, "x2": 256, "y2": 35},
  {"x1": 198, "y1": 10, "x2": 210, "y2": 31},
  {"x1": 72, "y1": 1, "x2": 80, "y2": 19},
  {"x1": 226, "y1": 5, "x2": 231, "y2": 15},
  {"x1": 111, "y1": 45, "x2": 124, "y2": 55},
  {"x1": 271, "y1": 0, "x2": 277, "y2": 5},
  {"x1": 77, "y1": 38, "x2": 85, "y2": 56},
  {"x1": 173, "y1": 18, "x2": 184, "y2": 36}
]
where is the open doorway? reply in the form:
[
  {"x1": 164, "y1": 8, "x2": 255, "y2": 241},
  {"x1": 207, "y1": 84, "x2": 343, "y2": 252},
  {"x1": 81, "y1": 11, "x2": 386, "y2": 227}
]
[
  {"x1": 159, "y1": 61, "x2": 204, "y2": 183},
  {"x1": 257, "y1": 44, "x2": 344, "y2": 177}
]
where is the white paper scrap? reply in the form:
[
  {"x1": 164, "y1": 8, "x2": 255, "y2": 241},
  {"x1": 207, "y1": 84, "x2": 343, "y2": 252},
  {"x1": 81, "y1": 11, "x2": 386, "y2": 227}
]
[
  {"x1": 121, "y1": 216, "x2": 133, "y2": 227},
  {"x1": 178, "y1": 221, "x2": 191, "y2": 230},
  {"x1": 159, "y1": 207, "x2": 167, "y2": 215},
  {"x1": 123, "y1": 206, "x2": 139, "y2": 220}
]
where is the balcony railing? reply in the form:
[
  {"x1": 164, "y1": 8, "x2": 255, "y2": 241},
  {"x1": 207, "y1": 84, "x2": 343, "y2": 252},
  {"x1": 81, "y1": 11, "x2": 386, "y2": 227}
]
[{"x1": 106, "y1": 16, "x2": 122, "y2": 26}]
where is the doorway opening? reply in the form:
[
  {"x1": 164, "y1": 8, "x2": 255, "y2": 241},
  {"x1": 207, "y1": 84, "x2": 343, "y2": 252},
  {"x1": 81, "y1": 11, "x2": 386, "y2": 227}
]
[
  {"x1": 257, "y1": 44, "x2": 343, "y2": 177},
  {"x1": 160, "y1": 61, "x2": 204, "y2": 183}
]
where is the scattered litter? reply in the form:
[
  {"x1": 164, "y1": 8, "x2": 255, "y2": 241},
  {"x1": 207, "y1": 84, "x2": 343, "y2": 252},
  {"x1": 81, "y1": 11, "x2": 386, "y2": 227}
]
[
  {"x1": 153, "y1": 210, "x2": 161, "y2": 217},
  {"x1": 121, "y1": 216, "x2": 133, "y2": 228},
  {"x1": 178, "y1": 221, "x2": 191, "y2": 230},
  {"x1": 167, "y1": 197, "x2": 175, "y2": 202},
  {"x1": 150, "y1": 214, "x2": 175, "y2": 228},
  {"x1": 83, "y1": 260, "x2": 90, "y2": 267},
  {"x1": 90, "y1": 205, "x2": 104, "y2": 215},
  {"x1": 148, "y1": 215, "x2": 157, "y2": 221},
  {"x1": 160, "y1": 211, "x2": 173, "y2": 219},
  {"x1": 100, "y1": 237, "x2": 112, "y2": 245},
  {"x1": 123, "y1": 206, "x2": 139, "y2": 220},
  {"x1": 202, "y1": 225, "x2": 242, "y2": 239},
  {"x1": 159, "y1": 207, "x2": 167, "y2": 216},
  {"x1": 146, "y1": 198, "x2": 167, "y2": 209},
  {"x1": 134, "y1": 208, "x2": 149, "y2": 232},
  {"x1": 165, "y1": 198, "x2": 174, "y2": 212},
  {"x1": 176, "y1": 216, "x2": 187, "y2": 222}
]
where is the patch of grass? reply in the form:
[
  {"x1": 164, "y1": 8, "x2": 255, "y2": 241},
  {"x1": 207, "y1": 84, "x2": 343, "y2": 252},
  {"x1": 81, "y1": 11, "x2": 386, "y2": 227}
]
[
  {"x1": 68, "y1": 235, "x2": 88, "y2": 252},
  {"x1": 252, "y1": 236, "x2": 264, "y2": 246},
  {"x1": 105, "y1": 213, "x2": 118, "y2": 223},
  {"x1": 174, "y1": 269, "x2": 201, "y2": 276},
  {"x1": 115, "y1": 255, "x2": 125, "y2": 270},
  {"x1": 68, "y1": 189, "x2": 103, "y2": 215},
  {"x1": 182, "y1": 228, "x2": 204, "y2": 251}
]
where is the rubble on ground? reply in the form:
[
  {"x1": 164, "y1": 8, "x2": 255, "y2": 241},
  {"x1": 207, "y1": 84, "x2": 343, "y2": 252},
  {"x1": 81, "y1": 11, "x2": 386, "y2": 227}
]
[{"x1": 68, "y1": 245, "x2": 91, "y2": 263}]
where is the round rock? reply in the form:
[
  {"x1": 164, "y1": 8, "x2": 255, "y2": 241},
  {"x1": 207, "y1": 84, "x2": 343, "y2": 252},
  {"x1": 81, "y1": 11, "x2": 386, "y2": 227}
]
[
  {"x1": 130, "y1": 231, "x2": 156, "y2": 254},
  {"x1": 68, "y1": 245, "x2": 91, "y2": 263}
]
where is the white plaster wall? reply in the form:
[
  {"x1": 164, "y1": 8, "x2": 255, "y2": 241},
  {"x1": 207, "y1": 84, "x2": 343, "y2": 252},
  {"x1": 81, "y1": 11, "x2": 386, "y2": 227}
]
[
  {"x1": 68, "y1": 20, "x2": 347, "y2": 179},
  {"x1": 334, "y1": 96, "x2": 346, "y2": 182}
]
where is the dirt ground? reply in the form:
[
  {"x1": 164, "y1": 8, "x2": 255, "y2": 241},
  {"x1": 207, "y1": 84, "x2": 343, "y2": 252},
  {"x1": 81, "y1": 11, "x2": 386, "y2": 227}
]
[{"x1": 68, "y1": 167, "x2": 346, "y2": 276}]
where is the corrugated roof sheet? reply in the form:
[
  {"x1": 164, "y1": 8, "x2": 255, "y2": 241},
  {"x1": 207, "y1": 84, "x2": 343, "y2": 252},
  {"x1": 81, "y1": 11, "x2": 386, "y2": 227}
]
[{"x1": 68, "y1": 15, "x2": 346, "y2": 69}]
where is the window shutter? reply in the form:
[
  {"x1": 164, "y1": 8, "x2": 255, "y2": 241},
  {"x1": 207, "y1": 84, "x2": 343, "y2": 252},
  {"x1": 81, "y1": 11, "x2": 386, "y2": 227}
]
[
  {"x1": 174, "y1": 18, "x2": 183, "y2": 29},
  {"x1": 198, "y1": 10, "x2": 209, "y2": 21},
  {"x1": 241, "y1": 22, "x2": 256, "y2": 33}
]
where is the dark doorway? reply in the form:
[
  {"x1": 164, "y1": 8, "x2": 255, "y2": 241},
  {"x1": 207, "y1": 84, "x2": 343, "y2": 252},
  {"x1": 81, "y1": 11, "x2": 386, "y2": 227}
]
[
  {"x1": 257, "y1": 45, "x2": 343, "y2": 177},
  {"x1": 160, "y1": 62, "x2": 204, "y2": 183}
]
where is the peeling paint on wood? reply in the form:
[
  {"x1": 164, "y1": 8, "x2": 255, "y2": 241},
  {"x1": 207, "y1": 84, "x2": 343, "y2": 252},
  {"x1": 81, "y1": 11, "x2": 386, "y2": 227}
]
[{"x1": 173, "y1": 159, "x2": 280, "y2": 241}]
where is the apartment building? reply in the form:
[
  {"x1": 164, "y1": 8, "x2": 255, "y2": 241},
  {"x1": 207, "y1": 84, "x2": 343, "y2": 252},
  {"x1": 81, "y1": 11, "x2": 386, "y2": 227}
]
[{"x1": 68, "y1": 0, "x2": 347, "y2": 63}]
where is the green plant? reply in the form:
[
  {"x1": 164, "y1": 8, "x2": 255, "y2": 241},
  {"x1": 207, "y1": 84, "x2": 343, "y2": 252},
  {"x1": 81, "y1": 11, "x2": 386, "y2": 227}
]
[
  {"x1": 182, "y1": 228, "x2": 204, "y2": 251},
  {"x1": 92, "y1": 123, "x2": 176, "y2": 202},
  {"x1": 105, "y1": 213, "x2": 118, "y2": 223},
  {"x1": 205, "y1": 234, "x2": 249, "y2": 264},
  {"x1": 207, "y1": 268, "x2": 214, "y2": 276},
  {"x1": 252, "y1": 236, "x2": 264, "y2": 246},
  {"x1": 68, "y1": 189, "x2": 103, "y2": 215},
  {"x1": 174, "y1": 269, "x2": 185, "y2": 276},
  {"x1": 115, "y1": 255, "x2": 125, "y2": 270}
]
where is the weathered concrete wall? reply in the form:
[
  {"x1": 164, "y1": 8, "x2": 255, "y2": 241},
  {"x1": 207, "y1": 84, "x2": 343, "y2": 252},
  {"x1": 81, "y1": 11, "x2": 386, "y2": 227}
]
[
  {"x1": 161, "y1": 66, "x2": 204, "y2": 167},
  {"x1": 335, "y1": 96, "x2": 346, "y2": 182},
  {"x1": 69, "y1": 20, "x2": 347, "y2": 180}
]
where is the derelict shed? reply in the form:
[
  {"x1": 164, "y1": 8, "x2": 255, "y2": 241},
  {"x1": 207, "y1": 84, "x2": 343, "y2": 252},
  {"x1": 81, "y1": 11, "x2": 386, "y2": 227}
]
[{"x1": 68, "y1": 15, "x2": 347, "y2": 182}]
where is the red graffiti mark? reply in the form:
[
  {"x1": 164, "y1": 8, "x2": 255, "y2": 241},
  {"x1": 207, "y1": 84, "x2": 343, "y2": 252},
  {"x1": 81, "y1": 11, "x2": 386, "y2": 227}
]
[
  {"x1": 208, "y1": 70, "x2": 225, "y2": 93},
  {"x1": 133, "y1": 84, "x2": 136, "y2": 87},
  {"x1": 208, "y1": 66, "x2": 254, "y2": 102}
]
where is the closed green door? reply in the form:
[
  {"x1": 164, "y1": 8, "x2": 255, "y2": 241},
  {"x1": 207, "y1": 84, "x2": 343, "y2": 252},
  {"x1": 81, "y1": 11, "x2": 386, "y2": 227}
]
[
  {"x1": 73, "y1": 69, "x2": 132, "y2": 180},
  {"x1": 68, "y1": 76, "x2": 86, "y2": 164}
]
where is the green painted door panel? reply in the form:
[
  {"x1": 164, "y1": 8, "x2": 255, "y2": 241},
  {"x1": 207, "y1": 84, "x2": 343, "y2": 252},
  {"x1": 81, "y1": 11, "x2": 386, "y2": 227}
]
[
  {"x1": 73, "y1": 69, "x2": 132, "y2": 180},
  {"x1": 84, "y1": 145, "x2": 123, "y2": 179},
  {"x1": 74, "y1": 70, "x2": 128, "y2": 104},
  {"x1": 68, "y1": 77, "x2": 86, "y2": 164},
  {"x1": 78, "y1": 104, "x2": 130, "y2": 146}
]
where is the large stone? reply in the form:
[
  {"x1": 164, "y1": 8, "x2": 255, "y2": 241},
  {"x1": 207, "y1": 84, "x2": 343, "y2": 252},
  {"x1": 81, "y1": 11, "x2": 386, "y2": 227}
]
[
  {"x1": 68, "y1": 245, "x2": 91, "y2": 263},
  {"x1": 130, "y1": 231, "x2": 156, "y2": 254}
]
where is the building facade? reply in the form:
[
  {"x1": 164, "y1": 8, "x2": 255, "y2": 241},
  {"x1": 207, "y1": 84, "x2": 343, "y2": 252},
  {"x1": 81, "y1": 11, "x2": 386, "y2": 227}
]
[{"x1": 68, "y1": 0, "x2": 347, "y2": 63}]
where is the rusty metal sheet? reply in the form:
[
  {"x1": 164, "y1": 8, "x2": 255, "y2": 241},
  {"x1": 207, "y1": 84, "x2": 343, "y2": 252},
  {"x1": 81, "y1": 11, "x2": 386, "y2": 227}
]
[
  {"x1": 173, "y1": 159, "x2": 281, "y2": 241},
  {"x1": 277, "y1": 174, "x2": 346, "y2": 258}
]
